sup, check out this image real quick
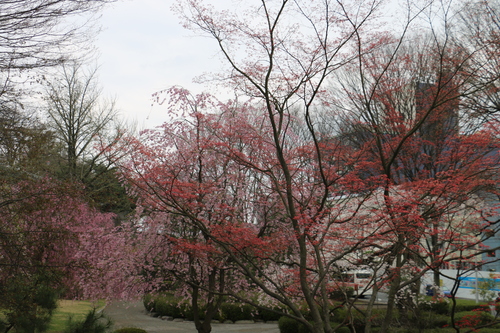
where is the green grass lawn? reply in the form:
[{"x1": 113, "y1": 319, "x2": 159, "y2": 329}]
[{"x1": 47, "y1": 300, "x2": 106, "y2": 333}]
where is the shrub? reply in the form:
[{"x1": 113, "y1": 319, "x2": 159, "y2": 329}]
[
  {"x1": 159, "y1": 298, "x2": 190, "y2": 318},
  {"x1": 220, "y1": 303, "x2": 255, "y2": 322},
  {"x1": 333, "y1": 326, "x2": 350, "y2": 333},
  {"x1": 329, "y1": 287, "x2": 355, "y2": 300},
  {"x1": 419, "y1": 299, "x2": 450, "y2": 315},
  {"x1": 330, "y1": 306, "x2": 369, "y2": 330},
  {"x1": 453, "y1": 310, "x2": 494, "y2": 328},
  {"x1": 278, "y1": 316, "x2": 303, "y2": 333},
  {"x1": 405, "y1": 311, "x2": 449, "y2": 329},
  {"x1": 180, "y1": 302, "x2": 195, "y2": 320},
  {"x1": 114, "y1": 328, "x2": 148, "y2": 333},
  {"x1": 279, "y1": 317, "x2": 352, "y2": 333},
  {"x1": 258, "y1": 306, "x2": 284, "y2": 322},
  {"x1": 142, "y1": 294, "x2": 154, "y2": 312},
  {"x1": 144, "y1": 293, "x2": 286, "y2": 322},
  {"x1": 450, "y1": 300, "x2": 489, "y2": 313},
  {"x1": 331, "y1": 307, "x2": 348, "y2": 323},
  {"x1": 428, "y1": 314, "x2": 450, "y2": 328},
  {"x1": 63, "y1": 309, "x2": 112, "y2": 333},
  {"x1": 152, "y1": 296, "x2": 174, "y2": 317},
  {"x1": 365, "y1": 308, "x2": 389, "y2": 328}
]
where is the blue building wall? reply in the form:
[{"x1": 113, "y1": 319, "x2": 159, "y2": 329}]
[{"x1": 481, "y1": 205, "x2": 500, "y2": 272}]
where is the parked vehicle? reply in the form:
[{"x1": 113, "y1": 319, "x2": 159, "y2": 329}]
[{"x1": 328, "y1": 269, "x2": 374, "y2": 298}]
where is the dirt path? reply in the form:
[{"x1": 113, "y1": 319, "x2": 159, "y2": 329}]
[{"x1": 104, "y1": 301, "x2": 280, "y2": 333}]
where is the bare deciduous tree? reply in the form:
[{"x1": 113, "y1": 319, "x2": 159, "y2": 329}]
[{"x1": 43, "y1": 62, "x2": 134, "y2": 217}]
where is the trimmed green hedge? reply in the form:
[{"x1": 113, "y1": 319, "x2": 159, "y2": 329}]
[
  {"x1": 219, "y1": 303, "x2": 255, "y2": 321},
  {"x1": 278, "y1": 317, "x2": 304, "y2": 333},
  {"x1": 114, "y1": 328, "x2": 148, "y2": 333},
  {"x1": 144, "y1": 294, "x2": 283, "y2": 323},
  {"x1": 259, "y1": 306, "x2": 284, "y2": 322},
  {"x1": 453, "y1": 303, "x2": 491, "y2": 313},
  {"x1": 419, "y1": 300, "x2": 450, "y2": 315},
  {"x1": 145, "y1": 294, "x2": 500, "y2": 332},
  {"x1": 278, "y1": 317, "x2": 355, "y2": 333}
]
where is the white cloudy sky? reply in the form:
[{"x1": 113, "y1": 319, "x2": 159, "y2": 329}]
[
  {"x1": 94, "y1": 0, "x2": 405, "y2": 130},
  {"x1": 95, "y1": 0, "x2": 223, "y2": 129}
]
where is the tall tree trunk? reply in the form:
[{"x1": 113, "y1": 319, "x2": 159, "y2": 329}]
[
  {"x1": 380, "y1": 252, "x2": 403, "y2": 333},
  {"x1": 192, "y1": 268, "x2": 226, "y2": 333},
  {"x1": 364, "y1": 282, "x2": 380, "y2": 333}
]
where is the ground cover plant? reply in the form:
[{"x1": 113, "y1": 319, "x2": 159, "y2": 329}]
[
  {"x1": 47, "y1": 300, "x2": 106, "y2": 333},
  {"x1": 113, "y1": 329, "x2": 148, "y2": 333},
  {"x1": 144, "y1": 293, "x2": 500, "y2": 332},
  {"x1": 144, "y1": 293, "x2": 282, "y2": 323}
]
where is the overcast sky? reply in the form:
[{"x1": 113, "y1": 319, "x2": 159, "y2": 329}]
[
  {"x1": 95, "y1": 0, "x2": 404, "y2": 130},
  {"x1": 95, "y1": 0, "x2": 222, "y2": 129}
]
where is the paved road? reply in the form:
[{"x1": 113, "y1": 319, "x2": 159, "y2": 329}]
[{"x1": 104, "y1": 301, "x2": 280, "y2": 333}]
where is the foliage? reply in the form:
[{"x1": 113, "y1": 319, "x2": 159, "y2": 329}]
[
  {"x1": 43, "y1": 62, "x2": 134, "y2": 218},
  {"x1": 0, "y1": 0, "x2": 127, "y2": 329},
  {"x1": 145, "y1": 293, "x2": 285, "y2": 323},
  {"x1": 48, "y1": 300, "x2": 106, "y2": 332},
  {"x1": 419, "y1": 299, "x2": 450, "y2": 315},
  {"x1": 145, "y1": 291, "x2": 500, "y2": 332},
  {"x1": 278, "y1": 316, "x2": 304, "y2": 333},
  {"x1": 453, "y1": 302, "x2": 489, "y2": 313},
  {"x1": 451, "y1": 310, "x2": 495, "y2": 329},
  {"x1": 113, "y1": 329, "x2": 148, "y2": 333},
  {"x1": 0, "y1": 177, "x2": 116, "y2": 330},
  {"x1": 116, "y1": 1, "x2": 500, "y2": 332},
  {"x1": 331, "y1": 327, "x2": 350, "y2": 333},
  {"x1": 410, "y1": 311, "x2": 450, "y2": 330},
  {"x1": 142, "y1": 294, "x2": 154, "y2": 313},
  {"x1": 0, "y1": 272, "x2": 60, "y2": 333},
  {"x1": 279, "y1": 317, "x2": 355, "y2": 333},
  {"x1": 154, "y1": 299, "x2": 190, "y2": 319},
  {"x1": 63, "y1": 308, "x2": 112, "y2": 333},
  {"x1": 258, "y1": 306, "x2": 285, "y2": 322},
  {"x1": 471, "y1": 274, "x2": 500, "y2": 302},
  {"x1": 219, "y1": 303, "x2": 255, "y2": 322}
]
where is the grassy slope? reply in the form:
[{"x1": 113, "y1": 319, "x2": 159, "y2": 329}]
[{"x1": 47, "y1": 300, "x2": 106, "y2": 333}]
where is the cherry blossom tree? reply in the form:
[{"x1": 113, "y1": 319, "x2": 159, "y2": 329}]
[
  {"x1": 0, "y1": 177, "x2": 115, "y2": 332},
  {"x1": 122, "y1": 87, "x2": 383, "y2": 333},
  {"x1": 117, "y1": 1, "x2": 500, "y2": 333}
]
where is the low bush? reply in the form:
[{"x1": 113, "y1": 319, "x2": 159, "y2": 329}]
[
  {"x1": 153, "y1": 296, "x2": 179, "y2": 317},
  {"x1": 419, "y1": 299, "x2": 450, "y2": 315},
  {"x1": 331, "y1": 325, "x2": 350, "y2": 333},
  {"x1": 145, "y1": 293, "x2": 275, "y2": 322},
  {"x1": 452, "y1": 310, "x2": 494, "y2": 328},
  {"x1": 114, "y1": 328, "x2": 148, "y2": 333},
  {"x1": 453, "y1": 302, "x2": 488, "y2": 313},
  {"x1": 403, "y1": 310, "x2": 449, "y2": 330},
  {"x1": 279, "y1": 317, "x2": 354, "y2": 333},
  {"x1": 427, "y1": 313, "x2": 450, "y2": 329},
  {"x1": 63, "y1": 309, "x2": 112, "y2": 333},
  {"x1": 220, "y1": 302, "x2": 255, "y2": 322},
  {"x1": 142, "y1": 294, "x2": 154, "y2": 312},
  {"x1": 156, "y1": 298, "x2": 191, "y2": 319},
  {"x1": 476, "y1": 329, "x2": 500, "y2": 333},
  {"x1": 331, "y1": 307, "x2": 348, "y2": 323},
  {"x1": 329, "y1": 287, "x2": 355, "y2": 301},
  {"x1": 365, "y1": 308, "x2": 390, "y2": 328},
  {"x1": 450, "y1": 299, "x2": 489, "y2": 313},
  {"x1": 278, "y1": 316, "x2": 305, "y2": 333},
  {"x1": 258, "y1": 306, "x2": 284, "y2": 322}
]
